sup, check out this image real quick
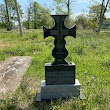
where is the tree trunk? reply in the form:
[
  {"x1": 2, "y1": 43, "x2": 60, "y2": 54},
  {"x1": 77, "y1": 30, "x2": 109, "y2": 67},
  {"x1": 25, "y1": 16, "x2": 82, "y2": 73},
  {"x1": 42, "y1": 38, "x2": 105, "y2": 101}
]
[
  {"x1": 34, "y1": 2, "x2": 37, "y2": 29},
  {"x1": 4, "y1": 0, "x2": 11, "y2": 31},
  {"x1": 14, "y1": 0, "x2": 23, "y2": 36},
  {"x1": 67, "y1": 0, "x2": 70, "y2": 15},
  {"x1": 27, "y1": 8, "x2": 30, "y2": 29},
  {"x1": 98, "y1": 0, "x2": 110, "y2": 32},
  {"x1": 98, "y1": 0, "x2": 105, "y2": 32},
  {"x1": 67, "y1": 0, "x2": 71, "y2": 28},
  {"x1": 102, "y1": 0, "x2": 110, "y2": 17}
]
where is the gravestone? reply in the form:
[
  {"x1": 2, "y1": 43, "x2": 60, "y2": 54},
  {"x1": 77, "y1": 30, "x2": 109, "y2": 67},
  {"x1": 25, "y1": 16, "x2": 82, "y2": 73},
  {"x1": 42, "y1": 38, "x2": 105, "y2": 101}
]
[
  {"x1": 36, "y1": 15, "x2": 84, "y2": 101},
  {"x1": 0, "y1": 56, "x2": 31, "y2": 98}
]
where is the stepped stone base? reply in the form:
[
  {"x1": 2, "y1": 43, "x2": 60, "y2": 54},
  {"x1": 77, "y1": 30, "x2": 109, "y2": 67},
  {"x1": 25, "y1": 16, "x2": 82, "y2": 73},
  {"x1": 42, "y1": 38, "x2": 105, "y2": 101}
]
[{"x1": 36, "y1": 79, "x2": 85, "y2": 102}]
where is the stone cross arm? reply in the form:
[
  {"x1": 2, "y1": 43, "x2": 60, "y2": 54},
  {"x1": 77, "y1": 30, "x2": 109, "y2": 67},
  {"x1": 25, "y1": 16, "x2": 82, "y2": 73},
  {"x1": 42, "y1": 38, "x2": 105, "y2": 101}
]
[
  {"x1": 43, "y1": 15, "x2": 76, "y2": 65},
  {"x1": 43, "y1": 15, "x2": 76, "y2": 39},
  {"x1": 43, "y1": 25, "x2": 76, "y2": 38}
]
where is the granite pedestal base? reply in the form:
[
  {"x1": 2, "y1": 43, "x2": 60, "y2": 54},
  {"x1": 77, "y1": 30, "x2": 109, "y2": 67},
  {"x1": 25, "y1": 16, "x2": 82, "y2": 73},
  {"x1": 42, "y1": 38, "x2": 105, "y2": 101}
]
[{"x1": 36, "y1": 79, "x2": 84, "y2": 102}]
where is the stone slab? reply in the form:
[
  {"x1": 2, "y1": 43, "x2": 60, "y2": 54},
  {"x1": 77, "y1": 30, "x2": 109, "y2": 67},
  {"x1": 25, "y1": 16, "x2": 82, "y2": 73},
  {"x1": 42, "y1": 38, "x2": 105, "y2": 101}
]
[
  {"x1": 45, "y1": 62, "x2": 75, "y2": 85},
  {"x1": 40, "y1": 79, "x2": 80, "y2": 100},
  {"x1": 36, "y1": 89, "x2": 85, "y2": 102},
  {"x1": 0, "y1": 56, "x2": 31, "y2": 94}
]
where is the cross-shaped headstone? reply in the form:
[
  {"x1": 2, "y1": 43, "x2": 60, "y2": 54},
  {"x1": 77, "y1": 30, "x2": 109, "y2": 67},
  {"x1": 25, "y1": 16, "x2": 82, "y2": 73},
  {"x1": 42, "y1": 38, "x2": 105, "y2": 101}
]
[{"x1": 43, "y1": 15, "x2": 76, "y2": 65}]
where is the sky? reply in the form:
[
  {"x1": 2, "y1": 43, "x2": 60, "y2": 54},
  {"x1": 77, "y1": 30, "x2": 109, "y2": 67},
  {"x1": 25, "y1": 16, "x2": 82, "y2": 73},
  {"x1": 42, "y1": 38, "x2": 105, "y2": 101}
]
[
  {"x1": 0, "y1": 0, "x2": 110, "y2": 18},
  {"x1": 18, "y1": 0, "x2": 92, "y2": 15}
]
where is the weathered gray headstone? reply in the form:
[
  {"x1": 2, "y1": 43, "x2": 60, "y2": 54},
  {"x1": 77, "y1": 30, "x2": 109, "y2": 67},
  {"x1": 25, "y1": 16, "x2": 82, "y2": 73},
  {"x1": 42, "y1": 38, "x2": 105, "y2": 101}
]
[{"x1": 0, "y1": 56, "x2": 31, "y2": 94}]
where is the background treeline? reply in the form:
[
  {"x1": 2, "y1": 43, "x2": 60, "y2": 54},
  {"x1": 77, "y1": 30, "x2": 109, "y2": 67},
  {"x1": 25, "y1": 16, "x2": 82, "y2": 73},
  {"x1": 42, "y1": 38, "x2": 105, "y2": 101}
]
[{"x1": 0, "y1": 0, "x2": 110, "y2": 30}]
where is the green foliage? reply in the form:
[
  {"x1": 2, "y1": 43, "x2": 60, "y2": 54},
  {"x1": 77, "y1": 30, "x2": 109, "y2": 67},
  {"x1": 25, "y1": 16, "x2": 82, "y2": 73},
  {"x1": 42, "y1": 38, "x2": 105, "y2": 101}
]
[
  {"x1": 52, "y1": 0, "x2": 73, "y2": 14},
  {"x1": 74, "y1": 3, "x2": 109, "y2": 30},
  {"x1": 88, "y1": 4, "x2": 106, "y2": 29},
  {"x1": 52, "y1": 0, "x2": 67, "y2": 14},
  {"x1": 89, "y1": 4, "x2": 103, "y2": 21},
  {"x1": 0, "y1": 3, "x2": 9, "y2": 29},
  {"x1": 0, "y1": 29, "x2": 110, "y2": 109},
  {"x1": 6, "y1": 0, "x2": 23, "y2": 19},
  {"x1": 101, "y1": 18, "x2": 110, "y2": 29},
  {"x1": 23, "y1": 2, "x2": 52, "y2": 29},
  {"x1": 0, "y1": 4, "x2": 6, "y2": 23},
  {"x1": 75, "y1": 14, "x2": 89, "y2": 29},
  {"x1": 0, "y1": 0, "x2": 23, "y2": 29},
  {"x1": 0, "y1": 0, "x2": 23, "y2": 30}
]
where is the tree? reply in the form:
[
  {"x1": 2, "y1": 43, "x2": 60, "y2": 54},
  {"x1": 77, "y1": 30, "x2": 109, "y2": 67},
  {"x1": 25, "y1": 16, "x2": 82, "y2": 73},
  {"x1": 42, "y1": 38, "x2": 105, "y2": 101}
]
[
  {"x1": 0, "y1": 4, "x2": 5, "y2": 23},
  {"x1": 75, "y1": 14, "x2": 89, "y2": 29},
  {"x1": 98, "y1": 0, "x2": 110, "y2": 31},
  {"x1": 33, "y1": 2, "x2": 37, "y2": 29},
  {"x1": 67, "y1": 0, "x2": 70, "y2": 15},
  {"x1": 53, "y1": 0, "x2": 75, "y2": 28},
  {"x1": 89, "y1": 0, "x2": 110, "y2": 32},
  {"x1": 89, "y1": 4, "x2": 106, "y2": 30},
  {"x1": 4, "y1": 0, "x2": 11, "y2": 30},
  {"x1": 4, "y1": 0, "x2": 23, "y2": 30},
  {"x1": 23, "y1": 3, "x2": 32, "y2": 29},
  {"x1": 31, "y1": 2, "x2": 51, "y2": 29},
  {"x1": 27, "y1": 3, "x2": 32, "y2": 29},
  {"x1": 14, "y1": 0, "x2": 23, "y2": 36},
  {"x1": 53, "y1": 0, "x2": 74, "y2": 15},
  {"x1": 23, "y1": 2, "x2": 52, "y2": 29},
  {"x1": 0, "y1": 4, "x2": 7, "y2": 28},
  {"x1": 89, "y1": 4, "x2": 104, "y2": 22}
]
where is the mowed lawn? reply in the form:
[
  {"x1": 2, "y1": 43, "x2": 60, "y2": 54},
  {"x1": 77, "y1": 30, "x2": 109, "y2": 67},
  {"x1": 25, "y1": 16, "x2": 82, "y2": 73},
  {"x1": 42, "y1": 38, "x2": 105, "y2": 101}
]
[{"x1": 0, "y1": 29, "x2": 110, "y2": 110}]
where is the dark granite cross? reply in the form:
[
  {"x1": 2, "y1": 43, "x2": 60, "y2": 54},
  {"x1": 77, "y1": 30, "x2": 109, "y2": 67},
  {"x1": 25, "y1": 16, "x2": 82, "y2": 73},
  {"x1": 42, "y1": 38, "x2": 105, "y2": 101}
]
[{"x1": 43, "y1": 15, "x2": 76, "y2": 65}]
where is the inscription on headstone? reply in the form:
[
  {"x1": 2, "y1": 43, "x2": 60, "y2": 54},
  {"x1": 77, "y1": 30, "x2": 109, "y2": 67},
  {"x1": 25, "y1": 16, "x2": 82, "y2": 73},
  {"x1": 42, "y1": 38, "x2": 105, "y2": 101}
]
[{"x1": 45, "y1": 63, "x2": 75, "y2": 85}]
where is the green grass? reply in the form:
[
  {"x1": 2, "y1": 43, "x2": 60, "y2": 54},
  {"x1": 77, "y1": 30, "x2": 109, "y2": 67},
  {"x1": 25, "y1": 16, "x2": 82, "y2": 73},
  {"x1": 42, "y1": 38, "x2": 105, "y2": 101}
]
[{"x1": 0, "y1": 29, "x2": 110, "y2": 110}]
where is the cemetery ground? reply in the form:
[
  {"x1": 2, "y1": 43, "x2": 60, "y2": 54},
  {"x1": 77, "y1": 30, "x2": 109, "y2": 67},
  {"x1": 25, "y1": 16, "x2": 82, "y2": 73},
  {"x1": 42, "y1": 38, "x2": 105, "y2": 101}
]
[{"x1": 0, "y1": 29, "x2": 110, "y2": 110}]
